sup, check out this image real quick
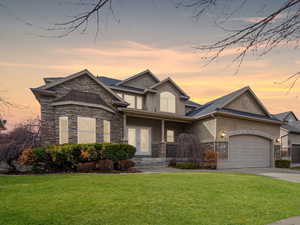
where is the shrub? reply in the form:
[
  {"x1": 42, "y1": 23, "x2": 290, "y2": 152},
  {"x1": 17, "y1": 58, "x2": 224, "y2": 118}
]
[
  {"x1": 18, "y1": 143, "x2": 136, "y2": 173},
  {"x1": 275, "y1": 160, "x2": 291, "y2": 168},
  {"x1": 103, "y1": 143, "x2": 136, "y2": 161},
  {"x1": 176, "y1": 162, "x2": 199, "y2": 169},
  {"x1": 118, "y1": 160, "x2": 135, "y2": 171},
  {"x1": 203, "y1": 150, "x2": 218, "y2": 169}
]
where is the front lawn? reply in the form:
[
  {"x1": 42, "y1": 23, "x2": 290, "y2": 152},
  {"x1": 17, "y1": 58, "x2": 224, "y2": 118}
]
[{"x1": 1, "y1": 173, "x2": 300, "y2": 225}]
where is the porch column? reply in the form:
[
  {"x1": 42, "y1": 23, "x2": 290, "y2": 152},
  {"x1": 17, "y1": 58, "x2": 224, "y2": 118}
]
[
  {"x1": 160, "y1": 120, "x2": 166, "y2": 158},
  {"x1": 123, "y1": 113, "x2": 128, "y2": 144}
]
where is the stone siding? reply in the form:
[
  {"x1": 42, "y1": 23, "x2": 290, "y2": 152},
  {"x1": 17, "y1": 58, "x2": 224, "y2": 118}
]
[{"x1": 37, "y1": 73, "x2": 123, "y2": 146}]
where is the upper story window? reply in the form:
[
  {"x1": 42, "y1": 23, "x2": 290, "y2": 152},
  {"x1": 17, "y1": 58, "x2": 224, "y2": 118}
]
[
  {"x1": 119, "y1": 94, "x2": 143, "y2": 109},
  {"x1": 160, "y1": 92, "x2": 175, "y2": 113},
  {"x1": 124, "y1": 94, "x2": 135, "y2": 109}
]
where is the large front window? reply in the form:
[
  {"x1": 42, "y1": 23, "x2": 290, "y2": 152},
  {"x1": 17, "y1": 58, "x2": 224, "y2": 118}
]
[
  {"x1": 77, "y1": 117, "x2": 96, "y2": 144},
  {"x1": 160, "y1": 92, "x2": 175, "y2": 113}
]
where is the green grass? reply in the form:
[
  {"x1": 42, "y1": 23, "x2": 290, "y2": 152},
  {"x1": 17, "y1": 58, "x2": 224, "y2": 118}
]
[{"x1": 1, "y1": 173, "x2": 300, "y2": 225}]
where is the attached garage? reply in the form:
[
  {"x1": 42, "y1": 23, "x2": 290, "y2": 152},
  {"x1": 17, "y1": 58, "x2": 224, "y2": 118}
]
[{"x1": 218, "y1": 135, "x2": 272, "y2": 169}]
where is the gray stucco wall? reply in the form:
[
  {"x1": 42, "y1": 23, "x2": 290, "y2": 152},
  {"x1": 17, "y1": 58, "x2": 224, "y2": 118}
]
[
  {"x1": 123, "y1": 73, "x2": 158, "y2": 89},
  {"x1": 215, "y1": 116, "x2": 280, "y2": 142}
]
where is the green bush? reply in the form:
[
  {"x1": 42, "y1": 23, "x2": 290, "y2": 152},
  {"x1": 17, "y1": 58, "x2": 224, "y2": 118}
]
[
  {"x1": 175, "y1": 162, "x2": 199, "y2": 169},
  {"x1": 275, "y1": 160, "x2": 291, "y2": 168},
  {"x1": 18, "y1": 143, "x2": 136, "y2": 173}
]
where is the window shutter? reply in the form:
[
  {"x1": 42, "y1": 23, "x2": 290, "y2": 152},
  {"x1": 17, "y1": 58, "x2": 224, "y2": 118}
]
[
  {"x1": 103, "y1": 120, "x2": 111, "y2": 142},
  {"x1": 59, "y1": 117, "x2": 68, "y2": 144}
]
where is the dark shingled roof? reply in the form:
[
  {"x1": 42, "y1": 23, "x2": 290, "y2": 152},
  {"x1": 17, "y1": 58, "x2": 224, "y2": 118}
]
[
  {"x1": 98, "y1": 76, "x2": 121, "y2": 86},
  {"x1": 185, "y1": 100, "x2": 202, "y2": 107},
  {"x1": 219, "y1": 108, "x2": 280, "y2": 122},
  {"x1": 54, "y1": 90, "x2": 111, "y2": 107},
  {"x1": 282, "y1": 124, "x2": 300, "y2": 134},
  {"x1": 187, "y1": 86, "x2": 249, "y2": 117},
  {"x1": 273, "y1": 111, "x2": 292, "y2": 121}
]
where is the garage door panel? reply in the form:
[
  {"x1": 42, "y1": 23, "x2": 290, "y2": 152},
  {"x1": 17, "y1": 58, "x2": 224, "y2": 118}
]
[{"x1": 218, "y1": 135, "x2": 271, "y2": 169}]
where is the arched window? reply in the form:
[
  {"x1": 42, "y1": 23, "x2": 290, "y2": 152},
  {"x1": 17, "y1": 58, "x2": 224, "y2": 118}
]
[{"x1": 160, "y1": 92, "x2": 176, "y2": 113}]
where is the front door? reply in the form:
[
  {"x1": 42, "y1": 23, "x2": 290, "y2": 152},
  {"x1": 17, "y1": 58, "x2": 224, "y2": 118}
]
[{"x1": 128, "y1": 127, "x2": 151, "y2": 156}]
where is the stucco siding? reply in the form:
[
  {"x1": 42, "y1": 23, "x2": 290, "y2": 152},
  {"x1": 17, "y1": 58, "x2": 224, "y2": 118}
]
[
  {"x1": 215, "y1": 116, "x2": 280, "y2": 142},
  {"x1": 188, "y1": 118, "x2": 216, "y2": 143},
  {"x1": 225, "y1": 92, "x2": 266, "y2": 115},
  {"x1": 123, "y1": 73, "x2": 158, "y2": 89}
]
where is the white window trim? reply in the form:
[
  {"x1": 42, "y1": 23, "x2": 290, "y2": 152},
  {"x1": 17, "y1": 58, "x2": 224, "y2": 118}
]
[
  {"x1": 77, "y1": 117, "x2": 96, "y2": 144},
  {"x1": 59, "y1": 116, "x2": 69, "y2": 144},
  {"x1": 166, "y1": 129, "x2": 175, "y2": 143},
  {"x1": 124, "y1": 94, "x2": 136, "y2": 109},
  {"x1": 160, "y1": 92, "x2": 176, "y2": 113},
  {"x1": 103, "y1": 120, "x2": 111, "y2": 143},
  {"x1": 136, "y1": 96, "x2": 143, "y2": 109}
]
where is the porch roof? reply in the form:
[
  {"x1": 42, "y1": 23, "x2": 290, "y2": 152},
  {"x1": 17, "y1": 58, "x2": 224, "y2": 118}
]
[{"x1": 120, "y1": 108, "x2": 194, "y2": 123}]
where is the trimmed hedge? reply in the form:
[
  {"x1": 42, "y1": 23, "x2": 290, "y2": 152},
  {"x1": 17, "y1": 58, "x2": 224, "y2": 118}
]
[
  {"x1": 275, "y1": 160, "x2": 291, "y2": 168},
  {"x1": 19, "y1": 143, "x2": 136, "y2": 173},
  {"x1": 175, "y1": 162, "x2": 199, "y2": 169}
]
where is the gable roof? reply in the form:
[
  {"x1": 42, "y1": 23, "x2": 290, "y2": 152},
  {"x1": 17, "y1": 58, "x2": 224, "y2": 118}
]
[
  {"x1": 281, "y1": 124, "x2": 300, "y2": 134},
  {"x1": 187, "y1": 86, "x2": 275, "y2": 122},
  {"x1": 39, "y1": 69, "x2": 126, "y2": 104},
  {"x1": 150, "y1": 77, "x2": 189, "y2": 98},
  {"x1": 273, "y1": 111, "x2": 298, "y2": 122},
  {"x1": 116, "y1": 69, "x2": 160, "y2": 86}
]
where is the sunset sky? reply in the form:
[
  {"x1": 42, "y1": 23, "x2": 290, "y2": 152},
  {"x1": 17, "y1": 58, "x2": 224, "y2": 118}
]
[{"x1": 0, "y1": 0, "x2": 299, "y2": 129}]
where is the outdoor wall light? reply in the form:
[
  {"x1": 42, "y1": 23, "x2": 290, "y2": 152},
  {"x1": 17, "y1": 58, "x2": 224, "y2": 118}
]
[
  {"x1": 220, "y1": 131, "x2": 226, "y2": 138},
  {"x1": 276, "y1": 138, "x2": 281, "y2": 143}
]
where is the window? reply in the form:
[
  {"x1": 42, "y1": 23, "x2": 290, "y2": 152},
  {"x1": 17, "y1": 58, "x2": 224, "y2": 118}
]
[
  {"x1": 136, "y1": 96, "x2": 143, "y2": 109},
  {"x1": 128, "y1": 128, "x2": 136, "y2": 147},
  {"x1": 103, "y1": 120, "x2": 111, "y2": 143},
  {"x1": 160, "y1": 92, "x2": 175, "y2": 113},
  {"x1": 166, "y1": 130, "x2": 174, "y2": 142},
  {"x1": 77, "y1": 117, "x2": 96, "y2": 144},
  {"x1": 59, "y1": 117, "x2": 68, "y2": 144},
  {"x1": 124, "y1": 94, "x2": 135, "y2": 109}
]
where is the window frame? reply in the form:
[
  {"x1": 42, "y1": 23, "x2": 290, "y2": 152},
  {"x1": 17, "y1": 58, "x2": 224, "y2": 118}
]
[
  {"x1": 136, "y1": 96, "x2": 143, "y2": 109},
  {"x1": 59, "y1": 116, "x2": 69, "y2": 144},
  {"x1": 124, "y1": 94, "x2": 136, "y2": 109},
  {"x1": 160, "y1": 91, "x2": 176, "y2": 113},
  {"x1": 166, "y1": 129, "x2": 175, "y2": 143},
  {"x1": 77, "y1": 117, "x2": 96, "y2": 144},
  {"x1": 103, "y1": 120, "x2": 111, "y2": 143}
]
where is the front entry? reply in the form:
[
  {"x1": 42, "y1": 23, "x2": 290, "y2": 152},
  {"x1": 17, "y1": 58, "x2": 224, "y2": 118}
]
[{"x1": 128, "y1": 126, "x2": 151, "y2": 156}]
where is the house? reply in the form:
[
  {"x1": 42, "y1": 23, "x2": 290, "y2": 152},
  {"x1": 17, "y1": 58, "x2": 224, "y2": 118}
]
[
  {"x1": 273, "y1": 111, "x2": 300, "y2": 165},
  {"x1": 31, "y1": 69, "x2": 282, "y2": 169},
  {"x1": 0, "y1": 119, "x2": 6, "y2": 131}
]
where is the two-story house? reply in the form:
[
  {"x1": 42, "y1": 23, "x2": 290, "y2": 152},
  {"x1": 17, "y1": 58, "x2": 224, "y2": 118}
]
[{"x1": 32, "y1": 69, "x2": 282, "y2": 168}]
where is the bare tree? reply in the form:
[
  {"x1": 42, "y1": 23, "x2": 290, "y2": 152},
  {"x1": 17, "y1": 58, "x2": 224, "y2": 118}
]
[
  {"x1": 0, "y1": 118, "x2": 41, "y2": 171},
  {"x1": 48, "y1": 0, "x2": 300, "y2": 87}
]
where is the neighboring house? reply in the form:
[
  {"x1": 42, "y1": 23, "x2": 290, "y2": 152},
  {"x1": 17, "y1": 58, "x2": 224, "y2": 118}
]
[
  {"x1": 0, "y1": 119, "x2": 6, "y2": 131},
  {"x1": 31, "y1": 69, "x2": 282, "y2": 169},
  {"x1": 273, "y1": 111, "x2": 300, "y2": 165}
]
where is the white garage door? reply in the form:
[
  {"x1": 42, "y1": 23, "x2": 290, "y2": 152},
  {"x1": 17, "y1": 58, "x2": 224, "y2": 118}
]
[{"x1": 218, "y1": 135, "x2": 271, "y2": 169}]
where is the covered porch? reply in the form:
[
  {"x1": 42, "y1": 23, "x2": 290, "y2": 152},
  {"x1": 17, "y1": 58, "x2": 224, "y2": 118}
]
[{"x1": 121, "y1": 109, "x2": 194, "y2": 159}]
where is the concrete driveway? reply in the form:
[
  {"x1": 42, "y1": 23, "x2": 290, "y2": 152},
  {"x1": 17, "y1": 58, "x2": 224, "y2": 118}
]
[
  {"x1": 140, "y1": 167, "x2": 300, "y2": 183},
  {"x1": 221, "y1": 168, "x2": 300, "y2": 183}
]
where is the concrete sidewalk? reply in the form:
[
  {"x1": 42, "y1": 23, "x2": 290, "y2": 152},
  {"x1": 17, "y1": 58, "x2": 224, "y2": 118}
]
[{"x1": 268, "y1": 216, "x2": 300, "y2": 225}]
